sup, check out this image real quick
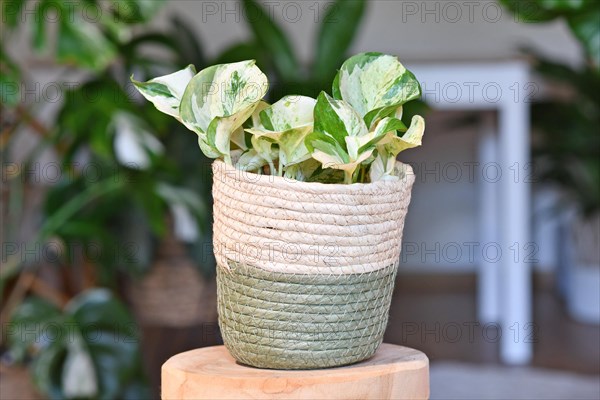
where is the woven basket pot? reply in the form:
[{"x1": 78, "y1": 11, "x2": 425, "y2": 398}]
[
  {"x1": 128, "y1": 221, "x2": 217, "y2": 327},
  {"x1": 213, "y1": 160, "x2": 415, "y2": 369}
]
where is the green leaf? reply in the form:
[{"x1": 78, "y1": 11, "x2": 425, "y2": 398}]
[
  {"x1": 313, "y1": 0, "x2": 366, "y2": 83},
  {"x1": 309, "y1": 91, "x2": 382, "y2": 182},
  {"x1": 179, "y1": 60, "x2": 268, "y2": 162},
  {"x1": 131, "y1": 64, "x2": 197, "y2": 120},
  {"x1": 332, "y1": 52, "x2": 421, "y2": 128},
  {"x1": 0, "y1": 44, "x2": 21, "y2": 106},
  {"x1": 31, "y1": 339, "x2": 66, "y2": 400},
  {"x1": 110, "y1": 0, "x2": 165, "y2": 23},
  {"x1": 313, "y1": 91, "x2": 367, "y2": 147},
  {"x1": 33, "y1": 0, "x2": 52, "y2": 50},
  {"x1": 66, "y1": 289, "x2": 141, "y2": 400},
  {"x1": 8, "y1": 297, "x2": 63, "y2": 362},
  {"x1": 57, "y1": 16, "x2": 117, "y2": 71},
  {"x1": 2, "y1": 0, "x2": 25, "y2": 28},
  {"x1": 540, "y1": 0, "x2": 588, "y2": 12},
  {"x1": 362, "y1": 104, "x2": 403, "y2": 129},
  {"x1": 242, "y1": 0, "x2": 299, "y2": 81},
  {"x1": 305, "y1": 130, "x2": 350, "y2": 165},
  {"x1": 499, "y1": 0, "x2": 559, "y2": 21},
  {"x1": 568, "y1": 8, "x2": 600, "y2": 67}
]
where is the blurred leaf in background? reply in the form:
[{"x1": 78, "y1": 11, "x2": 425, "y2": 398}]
[
  {"x1": 499, "y1": 0, "x2": 600, "y2": 217},
  {"x1": 0, "y1": 43, "x2": 21, "y2": 107},
  {"x1": 529, "y1": 56, "x2": 600, "y2": 217},
  {"x1": 236, "y1": 0, "x2": 367, "y2": 99},
  {"x1": 1, "y1": 0, "x2": 215, "y2": 284},
  {"x1": 7, "y1": 289, "x2": 148, "y2": 400},
  {"x1": 499, "y1": 0, "x2": 600, "y2": 68}
]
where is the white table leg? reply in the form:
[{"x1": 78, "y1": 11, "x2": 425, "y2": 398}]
[
  {"x1": 478, "y1": 113, "x2": 500, "y2": 323},
  {"x1": 498, "y1": 69, "x2": 533, "y2": 364}
]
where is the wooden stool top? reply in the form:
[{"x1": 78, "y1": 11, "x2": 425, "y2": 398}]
[{"x1": 162, "y1": 343, "x2": 429, "y2": 400}]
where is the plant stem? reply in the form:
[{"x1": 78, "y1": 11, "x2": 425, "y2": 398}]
[
  {"x1": 278, "y1": 149, "x2": 284, "y2": 177},
  {"x1": 344, "y1": 170, "x2": 353, "y2": 184}
]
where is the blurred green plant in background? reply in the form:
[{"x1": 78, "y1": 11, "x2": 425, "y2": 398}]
[
  {"x1": 500, "y1": 0, "x2": 599, "y2": 67},
  {"x1": 8, "y1": 289, "x2": 148, "y2": 399},
  {"x1": 1, "y1": 1, "x2": 371, "y2": 398},
  {"x1": 500, "y1": 0, "x2": 600, "y2": 217}
]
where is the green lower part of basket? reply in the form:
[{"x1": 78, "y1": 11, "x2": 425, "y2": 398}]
[{"x1": 217, "y1": 261, "x2": 397, "y2": 370}]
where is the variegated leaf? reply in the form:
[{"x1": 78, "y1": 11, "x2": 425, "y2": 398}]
[
  {"x1": 249, "y1": 135, "x2": 278, "y2": 173},
  {"x1": 283, "y1": 158, "x2": 321, "y2": 181},
  {"x1": 245, "y1": 95, "x2": 316, "y2": 170},
  {"x1": 358, "y1": 116, "x2": 407, "y2": 152},
  {"x1": 236, "y1": 148, "x2": 276, "y2": 172},
  {"x1": 370, "y1": 115, "x2": 425, "y2": 182},
  {"x1": 179, "y1": 60, "x2": 268, "y2": 162},
  {"x1": 131, "y1": 65, "x2": 196, "y2": 119},
  {"x1": 332, "y1": 52, "x2": 421, "y2": 128},
  {"x1": 233, "y1": 100, "x2": 270, "y2": 150},
  {"x1": 306, "y1": 92, "x2": 376, "y2": 183},
  {"x1": 378, "y1": 115, "x2": 425, "y2": 155}
]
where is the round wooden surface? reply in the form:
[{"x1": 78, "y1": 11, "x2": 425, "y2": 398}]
[{"x1": 162, "y1": 343, "x2": 429, "y2": 400}]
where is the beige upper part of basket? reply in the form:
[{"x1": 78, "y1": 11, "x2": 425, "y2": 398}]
[{"x1": 212, "y1": 160, "x2": 415, "y2": 275}]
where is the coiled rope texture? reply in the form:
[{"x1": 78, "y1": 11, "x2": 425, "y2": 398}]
[{"x1": 213, "y1": 160, "x2": 415, "y2": 369}]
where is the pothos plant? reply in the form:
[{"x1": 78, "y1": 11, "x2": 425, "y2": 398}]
[{"x1": 132, "y1": 52, "x2": 425, "y2": 184}]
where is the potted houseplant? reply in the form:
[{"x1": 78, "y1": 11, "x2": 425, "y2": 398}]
[{"x1": 132, "y1": 52, "x2": 425, "y2": 369}]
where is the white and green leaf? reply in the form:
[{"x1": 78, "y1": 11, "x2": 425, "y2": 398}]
[
  {"x1": 378, "y1": 115, "x2": 425, "y2": 155},
  {"x1": 283, "y1": 158, "x2": 321, "y2": 181},
  {"x1": 313, "y1": 92, "x2": 368, "y2": 146},
  {"x1": 236, "y1": 148, "x2": 276, "y2": 172},
  {"x1": 370, "y1": 115, "x2": 425, "y2": 182},
  {"x1": 179, "y1": 60, "x2": 268, "y2": 162},
  {"x1": 131, "y1": 64, "x2": 196, "y2": 119},
  {"x1": 234, "y1": 100, "x2": 270, "y2": 150},
  {"x1": 245, "y1": 95, "x2": 316, "y2": 168},
  {"x1": 332, "y1": 52, "x2": 421, "y2": 128},
  {"x1": 248, "y1": 135, "x2": 278, "y2": 173},
  {"x1": 307, "y1": 92, "x2": 377, "y2": 182},
  {"x1": 369, "y1": 152, "x2": 397, "y2": 182}
]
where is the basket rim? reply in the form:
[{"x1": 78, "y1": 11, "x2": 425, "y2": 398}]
[{"x1": 212, "y1": 159, "x2": 415, "y2": 194}]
